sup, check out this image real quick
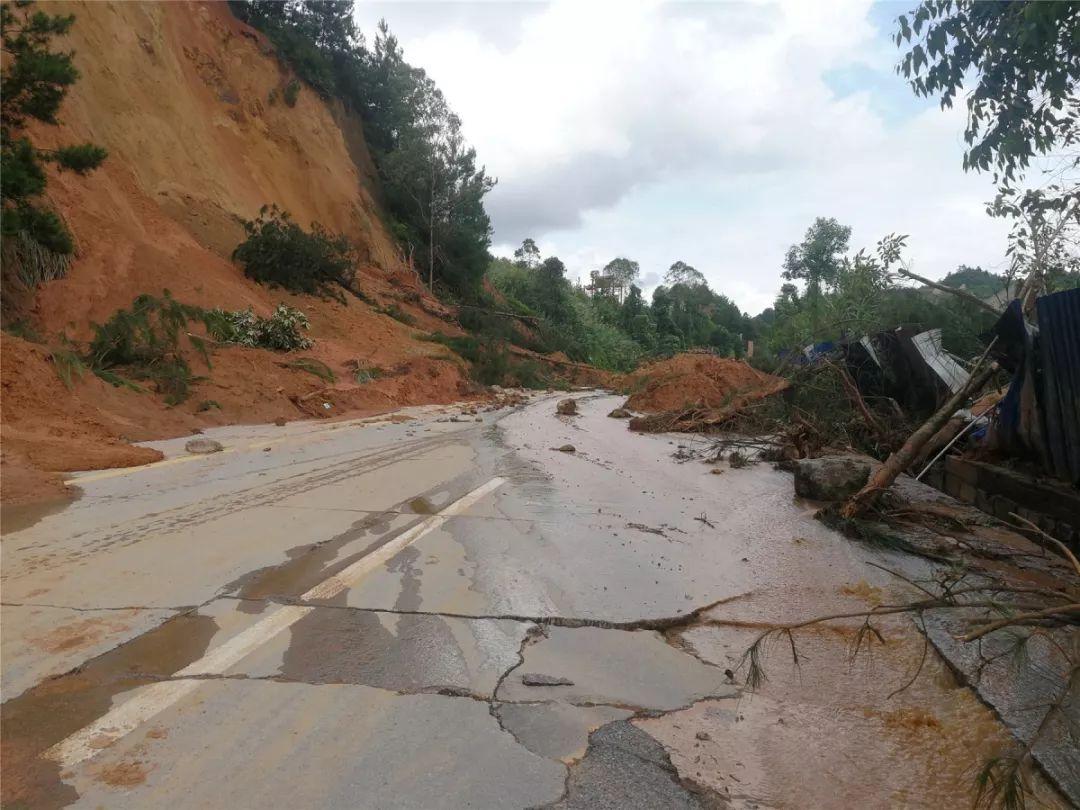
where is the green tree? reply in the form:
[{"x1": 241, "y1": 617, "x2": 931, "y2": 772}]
[
  {"x1": 781, "y1": 217, "x2": 851, "y2": 294},
  {"x1": 602, "y1": 257, "x2": 640, "y2": 286},
  {"x1": 535, "y1": 256, "x2": 569, "y2": 321},
  {"x1": 1, "y1": 0, "x2": 106, "y2": 256},
  {"x1": 513, "y1": 238, "x2": 541, "y2": 269},
  {"x1": 664, "y1": 260, "x2": 706, "y2": 287},
  {"x1": 229, "y1": 6, "x2": 495, "y2": 299},
  {"x1": 895, "y1": 1, "x2": 1080, "y2": 187}
]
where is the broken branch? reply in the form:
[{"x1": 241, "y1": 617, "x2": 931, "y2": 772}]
[
  {"x1": 895, "y1": 266, "x2": 1002, "y2": 316},
  {"x1": 840, "y1": 339, "x2": 999, "y2": 518}
]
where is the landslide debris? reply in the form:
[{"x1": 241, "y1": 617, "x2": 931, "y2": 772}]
[
  {"x1": 557, "y1": 398, "x2": 579, "y2": 416},
  {"x1": 622, "y1": 352, "x2": 788, "y2": 432}
]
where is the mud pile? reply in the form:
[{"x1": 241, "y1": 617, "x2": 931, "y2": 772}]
[{"x1": 625, "y1": 352, "x2": 787, "y2": 414}]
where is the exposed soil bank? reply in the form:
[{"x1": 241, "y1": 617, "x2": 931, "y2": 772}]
[{"x1": 0, "y1": 1, "x2": 492, "y2": 503}]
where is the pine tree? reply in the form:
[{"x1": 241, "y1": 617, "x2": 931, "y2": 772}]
[{"x1": 1, "y1": 0, "x2": 107, "y2": 256}]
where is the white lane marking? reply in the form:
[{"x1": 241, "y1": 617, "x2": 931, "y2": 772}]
[
  {"x1": 302, "y1": 476, "x2": 506, "y2": 600},
  {"x1": 46, "y1": 477, "x2": 506, "y2": 768}
]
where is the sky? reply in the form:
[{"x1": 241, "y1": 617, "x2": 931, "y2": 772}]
[{"x1": 353, "y1": 0, "x2": 1011, "y2": 314}]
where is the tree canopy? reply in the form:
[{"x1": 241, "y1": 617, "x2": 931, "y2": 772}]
[
  {"x1": 230, "y1": 1, "x2": 494, "y2": 299},
  {"x1": 1, "y1": 0, "x2": 107, "y2": 256},
  {"x1": 896, "y1": 1, "x2": 1080, "y2": 194}
]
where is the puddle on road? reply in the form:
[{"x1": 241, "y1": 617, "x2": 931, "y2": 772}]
[
  {"x1": 1, "y1": 490, "x2": 81, "y2": 536},
  {"x1": 223, "y1": 478, "x2": 469, "y2": 612},
  {"x1": 223, "y1": 511, "x2": 397, "y2": 611},
  {"x1": 407, "y1": 496, "x2": 436, "y2": 515},
  {"x1": 0, "y1": 612, "x2": 217, "y2": 809},
  {"x1": 275, "y1": 607, "x2": 528, "y2": 696}
]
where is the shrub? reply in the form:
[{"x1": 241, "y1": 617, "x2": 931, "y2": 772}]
[
  {"x1": 232, "y1": 205, "x2": 355, "y2": 300},
  {"x1": 283, "y1": 78, "x2": 301, "y2": 107},
  {"x1": 284, "y1": 357, "x2": 335, "y2": 383},
  {"x1": 422, "y1": 331, "x2": 551, "y2": 389},
  {"x1": 87, "y1": 291, "x2": 209, "y2": 405},
  {"x1": 376, "y1": 303, "x2": 416, "y2": 326},
  {"x1": 205, "y1": 303, "x2": 312, "y2": 351}
]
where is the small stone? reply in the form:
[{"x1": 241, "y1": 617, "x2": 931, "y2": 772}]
[
  {"x1": 475, "y1": 416, "x2": 483, "y2": 422},
  {"x1": 552, "y1": 444, "x2": 576, "y2": 453},
  {"x1": 695, "y1": 731, "x2": 711, "y2": 741},
  {"x1": 520, "y1": 673, "x2": 574, "y2": 687},
  {"x1": 274, "y1": 417, "x2": 287, "y2": 427},
  {"x1": 185, "y1": 438, "x2": 223, "y2": 454},
  {"x1": 607, "y1": 407, "x2": 631, "y2": 419},
  {"x1": 556, "y1": 398, "x2": 578, "y2": 416}
]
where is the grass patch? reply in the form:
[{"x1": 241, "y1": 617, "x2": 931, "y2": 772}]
[
  {"x1": 284, "y1": 357, "x2": 335, "y2": 383},
  {"x1": 49, "y1": 344, "x2": 86, "y2": 389},
  {"x1": 376, "y1": 303, "x2": 416, "y2": 326},
  {"x1": 423, "y1": 331, "x2": 552, "y2": 389}
]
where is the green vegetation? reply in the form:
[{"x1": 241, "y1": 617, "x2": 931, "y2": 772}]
[
  {"x1": 232, "y1": 205, "x2": 356, "y2": 301},
  {"x1": 483, "y1": 246, "x2": 752, "y2": 373},
  {"x1": 282, "y1": 78, "x2": 300, "y2": 108},
  {"x1": 204, "y1": 303, "x2": 313, "y2": 351},
  {"x1": 229, "y1": 1, "x2": 493, "y2": 300},
  {"x1": 87, "y1": 292, "x2": 210, "y2": 404},
  {"x1": 50, "y1": 293, "x2": 315, "y2": 404},
  {"x1": 375, "y1": 303, "x2": 416, "y2": 326},
  {"x1": 1, "y1": 0, "x2": 107, "y2": 304},
  {"x1": 423, "y1": 331, "x2": 551, "y2": 389},
  {"x1": 284, "y1": 356, "x2": 335, "y2": 383}
]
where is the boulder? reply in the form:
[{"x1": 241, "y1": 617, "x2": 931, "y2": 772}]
[
  {"x1": 793, "y1": 456, "x2": 871, "y2": 501},
  {"x1": 185, "y1": 437, "x2": 224, "y2": 455},
  {"x1": 556, "y1": 398, "x2": 578, "y2": 416},
  {"x1": 607, "y1": 407, "x2": 631, "y2": 419}
]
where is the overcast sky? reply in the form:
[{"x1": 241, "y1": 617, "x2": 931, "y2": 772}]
[{"x1": 353, "y1": 0, "x2": 1011, "y2": 314}]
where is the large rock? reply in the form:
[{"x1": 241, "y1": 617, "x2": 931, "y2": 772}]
[
  {"x1": 793, "y1": 456, "x2": 871, "y2": 501},
  {"x1": 607, "y1": 407, "x2": 631, "y2": 419},
  {"x1": 185, "y1": 437, "x2": 224, "y2": 455},
  {"x1": 556, "y1": 398, "x2": 578, "y2": 416}
]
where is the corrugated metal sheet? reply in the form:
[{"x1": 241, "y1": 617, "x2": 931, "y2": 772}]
[
  {"x1": 1035, "y1": 287, "x2": 1080, "y2": 485},
  {"x1": 911, "y1": 328, "x2": 970, "y2": 393}
]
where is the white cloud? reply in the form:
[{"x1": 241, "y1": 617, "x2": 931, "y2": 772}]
[{"x1": 356, "y1": 0, "x2": 1010, "y2": 313}]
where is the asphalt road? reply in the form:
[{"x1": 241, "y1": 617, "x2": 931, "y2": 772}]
[{"x1": 2, "y1": 393, "x2": 1066, "y2": 809}]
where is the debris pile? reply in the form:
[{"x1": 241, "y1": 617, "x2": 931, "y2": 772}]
[{"x1": 622, "y1": 352, "x2": 788, "y2": 432}]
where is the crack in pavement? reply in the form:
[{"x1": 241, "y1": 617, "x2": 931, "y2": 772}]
[
  {"x1": 1, "y1": 601, "x2": 196, "y2": 613},
  {"x1": 222, "y1": 591, "x2": 755, "y2": 634}
]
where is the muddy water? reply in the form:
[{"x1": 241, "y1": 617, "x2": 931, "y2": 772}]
[
  {"x1": 643, "y1": 614, "x2": 1071, "y2": 808},
  {"x1": 0, "y1": 613, "x2": 217, "y2": 809},
  {"x1": 1, "y1": 490, "x2": 80, "y2": 536}
]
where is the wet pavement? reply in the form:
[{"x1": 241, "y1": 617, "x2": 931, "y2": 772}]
[{"x1": 0, "y1": 393, "x2": 1071, "y2": 808}]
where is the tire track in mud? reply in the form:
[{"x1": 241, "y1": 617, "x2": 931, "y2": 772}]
[{"x1": 8, "y1": 429, "x2": 477, "y2": 571}]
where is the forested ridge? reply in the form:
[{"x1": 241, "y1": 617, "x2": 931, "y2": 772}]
[{"x1": 223, "y1": 0, "x2": 1077, "y2": 377}]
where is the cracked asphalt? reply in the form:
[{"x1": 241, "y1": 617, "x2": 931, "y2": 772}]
[{"x1": 2, "y1": 393, "x2": 1062, "y2": 809}]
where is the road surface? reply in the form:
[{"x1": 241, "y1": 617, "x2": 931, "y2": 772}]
[{"x1": 1, "y1": 393, "x2": 1066, "y2": 808}]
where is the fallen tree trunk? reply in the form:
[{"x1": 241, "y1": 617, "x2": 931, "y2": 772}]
[
  {"x1": 896, "y1": 267, "x2": 1002, "y2": 316},
  {"x1": 840, "y1": 345, "x2": 999, "y2": 518}
]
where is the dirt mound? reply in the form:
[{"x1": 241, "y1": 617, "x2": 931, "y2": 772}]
[{"x1": 625, "y1": 353, "x2": 787, "y2": 413}]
